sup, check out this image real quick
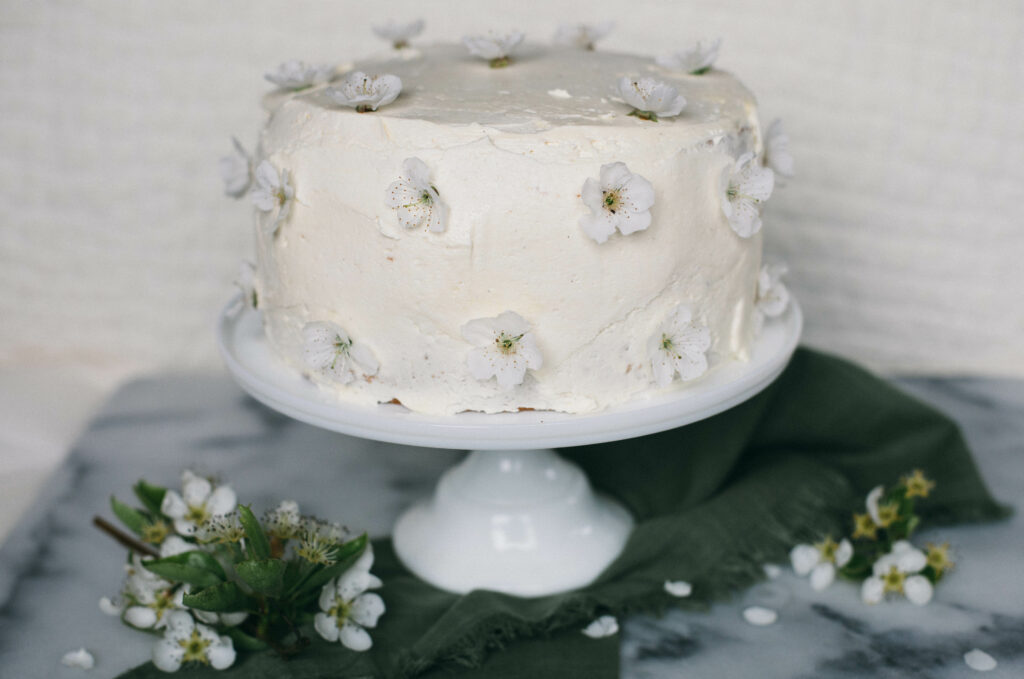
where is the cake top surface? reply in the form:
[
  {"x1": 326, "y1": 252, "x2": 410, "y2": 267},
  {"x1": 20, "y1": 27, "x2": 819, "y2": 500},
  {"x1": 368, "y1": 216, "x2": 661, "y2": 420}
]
[{"x1": 284, "y1": 44, "x2": 756, "y2": 134}]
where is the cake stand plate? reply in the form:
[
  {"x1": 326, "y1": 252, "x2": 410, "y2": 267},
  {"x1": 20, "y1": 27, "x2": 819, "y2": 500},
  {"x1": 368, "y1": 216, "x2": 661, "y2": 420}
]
[{"x1": 217, "y1": 299, "x2": 802, "y2": 596}]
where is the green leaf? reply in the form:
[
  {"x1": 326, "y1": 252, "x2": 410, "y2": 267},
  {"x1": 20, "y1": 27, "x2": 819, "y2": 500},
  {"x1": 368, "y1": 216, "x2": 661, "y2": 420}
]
[
  {"x1": 142, "y1": 550, "x2": 226, "y2": 588},
  {"x1": 182, "y1": 581, "x2": 255, "y2": 613},
  {"x1": 110, "y1": 495, "x2": 147, "y2": 535},
  {"x1": 236, "y1": 559, "x2": 286, "y2": 597},
  {"x1": 238, "y1": 505, "x2": 270, "y2": 561},
  {"x1": 295, "y1": 534, "x2": 368, "y2": 597},
  {"x1": 133, "y1": 480, "x2": 167, "y2": 517},
  {"x1": 225, "y1": 626, "x2": 269, "y2": 651}
]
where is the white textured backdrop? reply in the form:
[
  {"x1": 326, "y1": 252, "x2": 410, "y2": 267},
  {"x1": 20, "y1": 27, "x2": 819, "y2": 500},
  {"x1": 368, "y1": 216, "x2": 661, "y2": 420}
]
[{"x1": 2, "y1": 0, "x2": 1023, "y2": 385}]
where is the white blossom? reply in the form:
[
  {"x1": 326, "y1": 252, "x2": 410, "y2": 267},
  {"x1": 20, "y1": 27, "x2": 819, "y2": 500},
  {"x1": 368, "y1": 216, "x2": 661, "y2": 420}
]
[
  {"x1": 789, "y1": 537, "x2": 853, "y2": 591},
  {"x1": 153, "y1": 611, "x2": 236, "y2": 672},
  {"x1": 326, "y1": 71, "x2": 402, "y2": 112},
  {"x1": 314, "y1": 546, "x2": 385, "y2": 652},
  {"x1": 160, "y1": 470, "x2": 237, "y2": 537},
  {"x1": 763, "y1": 118, "x2": 794, "y2": 179},
  {"x1": 582, "y1": 615, "x2": 619, "y2": 638},
  {"x1": 232, "y1": 260, "x2": 259, "y2": 314},
  {"x1": 99, "y1": 596, "x2": 123, "y2": 616},
  {"x1": 579, "y1": 161, "x2": 655, "y2": 244},
  {"x1": 656, "y1": 38, "x2": 722, "y2": 75},
  {"x1": 964, "y1": 649, "x2": 998, "y2": 672},
  {"x1": 461, "y1": 311, "x2": 543, "y2": 389},
  {"x1": 553, "y1": 22, "x2": 613, "y2": 50},
  {"x1": 159, "y1": 535, "x2": 194, "y2": 558},
  {"x1": 648, "y1": 305, "x2": 710, "y2": 387},
  {"x1": 861, "y1": 541, "x2": 934, "y2": 606},
  {"x1": 385, "y1": 157, "x2": 446, "y2": 233},
  {"x1": 264, "y1": 61, "x2": 335, "y2": 91},
  {"x1": 251, "y1": 160, "x2": 295, "y2": 235},
  {"x1": 218, "y1": 137, "x2": 251, "y2": 198},
  {"x1": 742, "y1": 606, "x2": 778, "y2": 626},
  {"x1": 463, "y1": 31, "x2": 525, "y2": 67},
  {"x1": 663, "y1": 580, "x2": 692, "y2": 597},
  {"x1": 61, "y1": 648, "x2": 95, "y2": 670},
  {"x1": 303, "y1": 321, "x2": 379, "y2": 385},
  {"x1": 372, "y1": 19, "x2": 424, "y2": 48},
  {"x1": 616, "y1": 76, "x2": 686, "y2": 121},
  {"x1": 753, "y1": 262, "x2": 790, "y2": 333},
  {"x1": 720, "y1": 152, "x2": 774, "y2": 238},
  {"x1": 263, "y1": 500, "x2": 303, "y2": 540},
  {"x1": 124, "y1": 583, "x2": 185, "y2": 630}
]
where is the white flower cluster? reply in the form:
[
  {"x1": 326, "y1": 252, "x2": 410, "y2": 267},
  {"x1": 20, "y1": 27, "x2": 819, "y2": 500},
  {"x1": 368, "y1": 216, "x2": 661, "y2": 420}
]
[{"x1": 314, "y1": 545, "x2": 386, "y2": 650}]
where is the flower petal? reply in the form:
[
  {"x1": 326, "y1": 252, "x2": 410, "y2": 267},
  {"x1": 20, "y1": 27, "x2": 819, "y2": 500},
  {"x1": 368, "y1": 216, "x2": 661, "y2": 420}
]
[
  {"x1": 207, "y1": 637, "x2": 237, "y2": 669},
  {"x1": 582, "y1": 615, "x2": 619, "y2": 638},
  {"x1": 182, "y1": 474, "x2": 212, "y2": 507},
  {"x1": 790, "y1": 543, "x2": 820, "y2": 576},
  {"x1": 254, "y1": 161, "x2": 279, "y2": 192},
  {"x1": 318, "y1": 580, "x2": 337, "y2": 612},
  {"x1": 206, "y1": 486, "x2": 237, "y2": 516},
  {"x1": 835, "y1": 539, "x2": 854, "y2": 568},
  {"x1": 741, "y1": 606, "x2": 777, "y2": 626},
  {"x1": 314, "y1": 612, "x2": 340, "y2": 642},
  {"x1": 350, "y1": 592, "x2": 386, "y2": 628},
  {"x1": 161, "y1": 490, "x2": 188, "y2": 520},
  {"x1": 866, "y1": 486, "x2": 884, "y2": 525},
  {"x1": 580, "y1": 213, "x2": 618, "y2": 244},
  {"x1": 861, "y1": 576, "x2": 884, "y2": 604},
  {"x1": 153, "y1": 639, "x2": 184, "y2": 672},
  {"x1": 904, "y1": 575, "x2": 933, "y2": 606},
  {"x1": 809, "y1": 562, "x2": 836, "y2": 591},
  {"x1": 964, "y1": 649, "x2": 998, "y2": 672},
  {"x1": 340, "y1": 621, "x2": 373, "y2": 651},
  {"x1": 125, "y1": 606, "x2": 159, "y2": 629},
  {"x1": 663, "y1": 580, "x2": 692, "y2": 597}
]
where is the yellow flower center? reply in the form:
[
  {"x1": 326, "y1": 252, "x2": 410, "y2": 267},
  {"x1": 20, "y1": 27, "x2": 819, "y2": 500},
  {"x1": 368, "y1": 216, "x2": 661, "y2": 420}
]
[
  {"x1": 815, "y1": 536, "x2": 839, "y2": 563},
  {"x1": 329, "y1": 599, "x2": 352, "y2": 626},
  {"x1": 495, "y1": 332, "x2": 523, "y2": 356},
  {"x1": 141, "y1": 520, "x2": 170, "y2": 545},
  {"x1": 603, "y1": 189, "x2": 621, "y2": 213},
  {"x1": 297, "y1": 535, "x2": 336, "y2": 566},
  {"x1": 876, "y1": 501, "x2": 900, "y2": 528},
  {"x1": 852, "y1": 513, "x2": 878, "y2": 540},
  {"x1": 902, "y1": 469, "x2": 936, "y2": 499},
  {"x1": 926, "y1": 542, "x2": 953, "y2": 575},
  {"x1": 179, "y1": 629, "x2": 212, "y2": 665},
  {"x1": 881, "y1": 565, "x2": 905, "y2": 593},
  {"x1": 185, "y1": 504, "x2": 210, "y2": 526}
]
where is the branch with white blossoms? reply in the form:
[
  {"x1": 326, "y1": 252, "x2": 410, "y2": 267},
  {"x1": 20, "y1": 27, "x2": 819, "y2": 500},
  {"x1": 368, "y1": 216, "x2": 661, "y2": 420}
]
[
  {"x1": 218, "y1": 137, "x2": 252, "y2": 199},
  {"x1": 463, "y1": 31, "x2": 525, "y2": 68},
  {"x1": 327, "y1": 71, "x2": 402, "y2": 112},
  {"x1": 95, "y1": 471, "x2": 380, "y2": 672},
  {"x1": 617, "y1": 76, "x2": 686, "y2": 122},
  {"x1": 385, "y1": 157, "x2": 447, "y2": 233},
  {"x1": 753, "y1": 262, "x2": 790, "y2": 334},
  {"x1": 252, "y1": 160, "x2": 295, "y2": 235},
  {"x1": 720, "y1": 152, "x2": 774, "y2": 238},
  {"x1": 648, "y1": 305, "x2": 711, "y2": 387},
  {"x1": 265, "y1": 61, "x2": 336, "y2": 91},
  {"x1": 372, "y1": 19, "x2": 424, "y2": 49},
  {"x1": 579, "y1": 161, "x2": 655, "y2": 244},
  {"x1": 553, "y1": 22, "x2": 613, "y2": 51},
  {"x1": 462, "y1": 311, "x2": 543, "y2": 389},
  {"x1": 656, "y1": 38, "x2": 722, "y2": 75},
  {"x1": 303, "y1": 321, "x2": 380, "y2": 385},
  {"x1": 789, "y1": 470, "x2": 954, "y2": 608}
]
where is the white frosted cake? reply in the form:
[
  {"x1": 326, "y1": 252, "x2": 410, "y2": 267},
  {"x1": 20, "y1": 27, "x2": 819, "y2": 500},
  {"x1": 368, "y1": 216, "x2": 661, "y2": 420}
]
[{"x1": 232, "y1": 41, "x2": 784, "y2": 415}]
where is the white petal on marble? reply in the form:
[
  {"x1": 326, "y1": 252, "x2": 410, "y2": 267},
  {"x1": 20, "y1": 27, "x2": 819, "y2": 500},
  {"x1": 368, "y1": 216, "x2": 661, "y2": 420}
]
[
  {"x1": 964, "y1": 648, "x2": 998, "y2": 672},
  {"x1": 835, "y1": 539, "x2": 853, "y2": 568},
  {"x1": 762, "y1": 563, "x2": 782, "y2": 579},
  {"x1": 582, "y1": 615, "x2": 619, "y2": 638},
  {"x1": 809, "y1": 562, "x2": 836, "y2": 591},
  {"x1": 861, "y1": 576, "x2": 885, "y2": 604},
  {"x1": 904, "y1": 575, "x2": 934, "y2": 606},
  {"x1": 789, "y1": 543, "x2": 819, "y2": 576},
  {"x1": 98, "y1": 596, "x2": 121, "y2": 616},
  {"x1": 742, "y1": 606, "x2": 778, "y2": 626},
  {"x1": 61, "y1": 648, "x2": 95, "y2": 669},
  {"x1": 663, "y1": 580, "x2": 692, "y2": 597}
]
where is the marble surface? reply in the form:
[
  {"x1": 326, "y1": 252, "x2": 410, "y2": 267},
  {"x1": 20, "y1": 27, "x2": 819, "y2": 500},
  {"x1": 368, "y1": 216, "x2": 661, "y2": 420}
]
[{"x1": 0, "y1": 374, "x2": 1020, "y2": 678}]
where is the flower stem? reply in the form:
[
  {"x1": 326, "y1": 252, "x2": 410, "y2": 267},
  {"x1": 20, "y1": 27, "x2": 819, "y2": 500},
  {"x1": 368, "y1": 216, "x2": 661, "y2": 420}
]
[{"x1": 92, "y1": 516, "x2": 159, "y2": 557}]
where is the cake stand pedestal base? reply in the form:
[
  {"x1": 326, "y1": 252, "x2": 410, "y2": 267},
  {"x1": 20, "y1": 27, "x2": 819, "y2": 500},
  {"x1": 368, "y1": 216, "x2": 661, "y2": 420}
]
[{"x1": 393, "y1": 448, "x2": 633, "y2": 596}]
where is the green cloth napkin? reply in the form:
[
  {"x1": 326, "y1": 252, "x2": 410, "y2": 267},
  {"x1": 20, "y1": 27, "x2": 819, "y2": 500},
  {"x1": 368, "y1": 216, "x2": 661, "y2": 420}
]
[{"x1": 119, "y1": 349, "x2": 1008, "y2": 679}]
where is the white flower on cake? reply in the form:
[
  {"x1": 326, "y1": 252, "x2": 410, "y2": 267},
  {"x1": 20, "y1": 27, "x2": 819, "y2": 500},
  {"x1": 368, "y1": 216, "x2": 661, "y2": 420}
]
[
  {"x1": 463, "y1": 31, "x2": 525, "y2": 68},
  {"x1": 152, "y1": 610, "x2": 236, "y2": 672},
  {"x1": 234, "y1": 260, "x2": 259, "y2": 313},
  {"x1": 720, "y1": 152, "x2": 774, "y2": 238},
  {"x1": 753, "y1": 262, "x2": 790, "y2": 333},
  {"x1": 763, "y1": 118, "x2": 795, "y2": 180},
  {"x1": 372, "y1": 19, "x2": 425, "y2": 49},
  {"x1": 579, "y1": 162, "x2": 655, "y2": 244},
  {"x1": 617, "y1": 76, "x2": 686, "y2": 121},
  {"x1": 553, "y1": 22, "x2": 613, "y2": 50},
  {"x1": 303, "y1": 321, "x2": 380, "y2": 384},
  {"x1": 461, "y1": 311, "x2": 543, "y2": 389},
  {"x1": 385, "y1": 157, "x2": 447, "y2": 233},
  {"x1": 264, "y1": 60, "x2": 335, "y2": 91},
  {"x1": 314, "y1": 546, "x2": 385, "y2": 651},
  {"x1": 656, "y1": 38, "x2": 722, "y2": 75},
  {"x1": 861, "y1": 541, "x2": 933, "y2": 606},
  {"x1": 582, "y1": 615, "x2": 619, "y2": 638},
  {"x1": 218, "y1": 137, "x2": 251, "y2": 199},
  {"x1": 326, "y1": 71, "x2": 402, "y2": 112},
  {"x1": 789, "y1": 536, "x2": 853, "y2": 591},
  {"x1": 251, "y1": 160, "x2": 295, "y2": 234},
  {"x1": 648, "y1": 305, "x2": 710, "y2": 387},
  {"x1": 161, "y1": 470, "x2": 237, "y2": 537}
]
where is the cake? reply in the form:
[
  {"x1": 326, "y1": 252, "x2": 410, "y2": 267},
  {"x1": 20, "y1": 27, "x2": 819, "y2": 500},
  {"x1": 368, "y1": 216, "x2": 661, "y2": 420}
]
[{"x1": 229, "y1": 39, "x2": 786, "y2": 415}]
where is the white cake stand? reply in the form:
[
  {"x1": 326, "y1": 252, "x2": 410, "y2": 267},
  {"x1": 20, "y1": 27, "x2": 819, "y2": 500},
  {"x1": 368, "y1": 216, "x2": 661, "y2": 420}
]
[{"x1": 217, "y1": 300, "x2": 802, "y2": 596}]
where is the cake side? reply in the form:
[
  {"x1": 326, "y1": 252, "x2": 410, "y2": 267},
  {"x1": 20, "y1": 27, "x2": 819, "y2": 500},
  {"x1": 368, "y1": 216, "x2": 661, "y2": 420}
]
[{"x1": 253, "y1": 45, "x2": 767, "y2": 414}]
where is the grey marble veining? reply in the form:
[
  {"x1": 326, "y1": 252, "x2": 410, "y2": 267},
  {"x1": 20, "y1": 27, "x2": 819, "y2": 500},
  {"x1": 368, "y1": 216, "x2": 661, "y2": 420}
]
[{"x1": 0, "y1": 374, "x2": 1020, "y2": 678}]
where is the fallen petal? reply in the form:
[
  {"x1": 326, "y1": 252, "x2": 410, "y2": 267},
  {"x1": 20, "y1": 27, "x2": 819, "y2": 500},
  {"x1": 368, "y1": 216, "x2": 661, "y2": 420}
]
[
  {"x1": 663, "y1": 580, "x2": 692, "y2": 597},
  {"x1": 742, "y1": 606, "x2": 778, "y2": 626},
  {"x1": 61, "y1": 648, "x2": 95, "y2": 670},
  {"x1": 964, "y1": 648, "x2": 997, "y2": 672},
  {"x1": 582, "y1": 615, "x2": 619, "y2": 638}
]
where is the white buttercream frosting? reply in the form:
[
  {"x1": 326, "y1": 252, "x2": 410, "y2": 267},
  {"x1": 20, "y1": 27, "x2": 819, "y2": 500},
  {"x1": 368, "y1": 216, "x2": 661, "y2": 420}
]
[{"x1": 253, "y1": 44, "x2": 765, "y2": 414}]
